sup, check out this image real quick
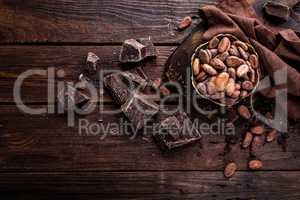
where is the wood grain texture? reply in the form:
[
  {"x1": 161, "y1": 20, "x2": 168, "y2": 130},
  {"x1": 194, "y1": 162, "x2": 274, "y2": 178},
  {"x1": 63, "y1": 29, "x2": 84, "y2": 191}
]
[
  {"x1": 0, "y1": 0, "x2": 299, "y2": 44},
  {"x1": 0, "y1": 0, "x2": 216, "y2": 44},
  {"x1": 0, "y1": 45, "x2": 171, "y2": 103},
  {"x1": 0, "y1": 105, "x2": 299, "y2": 171},
  {"x1": 0, "y1": 171, "x2": 300, "y2": 200}
]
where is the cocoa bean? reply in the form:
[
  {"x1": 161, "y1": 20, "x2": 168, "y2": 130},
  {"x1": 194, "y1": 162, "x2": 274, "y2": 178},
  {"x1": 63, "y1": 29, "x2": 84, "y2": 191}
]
[
  {"x1": 209, "y1": 49, "x2": 218, "y2": 58},
  {"x1": 240, "y1": 90, "x2": 248, "y2": 99},
  {"x1": 251, "y1": 125, "x2": 265, "y2": 135},
  {"x1": 231, "y1": 90, "x2": 240, "y2": 98},
  {"x1": 195, "y1": 71, "x2": 208, "y2": 82},
  {"x1": 210, "y1": 58, "x2": 226, "y2": 70},
  {"x1": 207, "y1": 81, "x2": 217, "y2": 95},
  {"x1": 242, "y1": 132, "x2": 253, "y2": 148},
  {"x1": 178, "y1": 16, "x2": 192, "y2": 30},
  {"x1": 229, "y1": 45, "x2": 240, "y2": 57},
  {"x1": 202, "y1": 64, "x2": 217, "y2": 76},
  {"x1": 233, "y1": 41, "x2": 248, "y2": 51},
  {"x1": 238, "y1": 47, "x2": 249, "y2": 60},
  {"x1": 224, "y1": 162, "x2": 237, "y2": 178},
  {"x1": 228, "y1": 68, "x2": 236, "y2": 80},
  {"x1": 218, "y1": 37, "x2": 231, "y2": 53},
  {"x1": 242, "y1": 81, "x2": 254, "y2": 91},
  {"x1": 197, "y1": 83, "x2": 207, "y2": 95},
  {"x1": 199, "y1": 49, "x2": 211, "y2": 64},
  {"x1": 238, "y1": 105, "x2": 251, "y2": 119},
  {"x1": 215, "y1": 51, "x2": 229, "y2": 62},
  {"x1": 251, "y1": 136, "x2": 263, "y2": 156},
  {"x1": 225, "y1": 78, "x2": 235, "y2": 96},
  {"x1": 236, "y1": 64, "x2": 249, "y2": 78},
  {"x1": 249, "y1": 54, "x2": 259, "y2": 69},
  {"x1": 208, "y1": 37, "x2": 220, "y2": 49},
  {"x1": 192, "y1": 58, "x2": 200, "y2": 76},
  {"x1": 215, "y1": 72, "x2": 230, "y2": 92},
  {"x1": 249, "y1": 160, "x2": 263, "y2": 170},
  {"x1": 226, "y1": 56, "x2": 245, "y2": 68},
  {"x1": 235, "y1": 83, "x2": 241, "y2": 90},
  {"x1": 266, "y1": 129, "x2": 278, "y2": 142},
  {"x1": 249, "y1": 67, "x2": 256, "y2": 83},
  {"x1": 210, "y1": 92, "x2": 225, "y2": 100}
]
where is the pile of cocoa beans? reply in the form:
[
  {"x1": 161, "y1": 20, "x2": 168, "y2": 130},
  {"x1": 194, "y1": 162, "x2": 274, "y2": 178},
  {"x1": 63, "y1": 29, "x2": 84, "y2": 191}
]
[{"x1": 192, "y1": 34, "x2": 260, "y2": 106}]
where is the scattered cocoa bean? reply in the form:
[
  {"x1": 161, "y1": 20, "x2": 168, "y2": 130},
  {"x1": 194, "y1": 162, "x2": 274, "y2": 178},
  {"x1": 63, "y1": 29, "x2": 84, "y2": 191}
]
[
  {"x1": 251, "y1": 125, "x2": 265, "y2": 135},
  {"x1": 266, "y1": 129, "x2": 278, "y2": 143},
  {"x1": 249, "y1": 160, "x2": 263, "y2": 170},
  {"x1": 238, "y1": 105, "x2": 252, "y2": 119},
  {"x1": 251, "y1": 136, "x2": 264, "y2": 156},
  {"x1": 242, "y1": 132, "x2": 253, "y2": 148},
  {"x1": 178, "y1": 16, "x2": 192, "y2": 30},
  {"x1": 224, "y1": 162, "x2": 237, "y2": 178}
]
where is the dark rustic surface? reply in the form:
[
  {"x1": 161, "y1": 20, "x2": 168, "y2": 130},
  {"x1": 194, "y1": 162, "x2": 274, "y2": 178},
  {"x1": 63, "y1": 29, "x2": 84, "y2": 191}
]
[{"x1": 0, "y1": 0, "x2": 300, "y2": 199}]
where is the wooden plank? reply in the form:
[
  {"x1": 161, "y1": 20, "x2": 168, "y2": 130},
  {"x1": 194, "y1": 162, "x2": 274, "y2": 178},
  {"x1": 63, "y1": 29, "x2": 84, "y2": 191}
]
[
  {"x1": 0, "y1": 45, "x2": 172, "y2": 103},
  {"x1": 0, "y1": 171, "x2": 299, "y2": 199},
  {"x1": 0, "y1": 105, "x2": 299, "y2": 171},
  {"x1": 0, "y1": 0, "x2": 217, "y2": 44},
  {"x1": 0, "y1": 0, "x2": 299, "y2": 44}
]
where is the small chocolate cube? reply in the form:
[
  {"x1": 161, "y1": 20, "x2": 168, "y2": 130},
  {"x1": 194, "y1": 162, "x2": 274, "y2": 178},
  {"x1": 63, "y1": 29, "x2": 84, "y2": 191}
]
[{"x1": 86, "y1": 52, "x2": 100, "y2": 71}]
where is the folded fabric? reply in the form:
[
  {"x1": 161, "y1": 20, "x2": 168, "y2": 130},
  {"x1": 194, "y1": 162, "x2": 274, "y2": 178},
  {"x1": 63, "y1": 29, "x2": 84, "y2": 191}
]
[
  {"x1": 263, "y1": 0, "x2": 300, "y2": 21},
  {"x1": 165, "y1": 0, "x2": 300, "y2": 119}
]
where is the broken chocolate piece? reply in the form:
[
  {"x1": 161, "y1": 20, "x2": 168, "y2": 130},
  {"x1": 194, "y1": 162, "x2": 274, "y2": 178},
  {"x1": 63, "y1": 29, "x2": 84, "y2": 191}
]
[
  {"x1": 263, "y1": 0, "x2": 299, "y2": 21},
  {"x1": 104, "y1": 73, "x2": 131, "y2": 105},
  {"x1": 86, "y1": 52, "x2": 100, "y2": 71},
  {"x1": 122, "y1": 93, "x2": 159, "y2": 130},
  {"x1": 119, "y1": 38, "x2": 156, "y2": 63},
  {"x1": 154, "y1": 112, "x2": 201, "y2": 150},
  {"x1": 104, "y1": 72, "x2": 147, "y2": 105},
  {"x1": 57, "y1": 84, "x2": 90, "y2": 111}
]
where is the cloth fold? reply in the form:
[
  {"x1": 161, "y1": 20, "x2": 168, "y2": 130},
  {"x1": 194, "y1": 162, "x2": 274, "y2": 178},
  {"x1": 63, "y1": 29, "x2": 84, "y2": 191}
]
[{"x1": 165, "y1": 0, "x2": 300, "y2": 119}]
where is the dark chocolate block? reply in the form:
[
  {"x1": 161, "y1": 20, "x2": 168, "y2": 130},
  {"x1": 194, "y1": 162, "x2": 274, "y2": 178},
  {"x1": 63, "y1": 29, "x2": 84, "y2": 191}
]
[
  {"x1": 119, "y1": 38, "x2": 156, "y2": 63},
  {"x1": 154, "y1": 112, "x2": 202, "y2": 150},
  {"x1": 264, "y1": 1, "x2": 291, "y2": 21},
  {"x1": 104, "y1": 72, "x2": 148, "y2": 105},
  {"x1": 122, "y1": 93, "x2": 159, "y2": 130},
  {"x1": 104, "y1": 73, "x2": 131, "y2": 105},
  {"x1": 57, "y1": 84, "x2": 90, "y2": 111}
]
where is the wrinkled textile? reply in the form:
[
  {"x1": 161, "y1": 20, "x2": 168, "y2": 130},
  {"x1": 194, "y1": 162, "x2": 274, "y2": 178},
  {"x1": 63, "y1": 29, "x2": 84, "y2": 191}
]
[{"x1": 165, "y1": 0, "x2": 300, "y2": 119}]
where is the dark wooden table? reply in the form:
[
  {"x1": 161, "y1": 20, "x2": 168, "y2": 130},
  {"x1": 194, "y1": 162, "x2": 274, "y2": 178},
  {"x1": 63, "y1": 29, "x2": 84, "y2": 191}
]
[{"x1": 0, "y1": 0, "x2": 300, "y2": 199}]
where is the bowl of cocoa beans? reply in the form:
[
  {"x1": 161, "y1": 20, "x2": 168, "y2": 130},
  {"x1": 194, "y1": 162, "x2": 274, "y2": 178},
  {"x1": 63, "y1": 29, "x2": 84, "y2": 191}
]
[{"x1": 191, "y1": 34, "x2": 260, "y2": 107}]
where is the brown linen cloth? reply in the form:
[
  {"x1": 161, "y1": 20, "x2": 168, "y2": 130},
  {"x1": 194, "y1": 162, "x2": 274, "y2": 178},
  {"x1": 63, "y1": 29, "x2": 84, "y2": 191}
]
[{"x1": 165, "y1": 0, "x2": 300, "y2": 119}]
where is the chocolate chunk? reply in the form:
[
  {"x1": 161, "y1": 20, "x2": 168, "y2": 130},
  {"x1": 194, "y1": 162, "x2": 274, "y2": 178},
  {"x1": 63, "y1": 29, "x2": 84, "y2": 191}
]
[
  {"x1": 86, "y1": 52, "x2": 100, "y2": 71},
  {"x1": 154, "y1": 112, "x2": 201, "y2": 150},
  {"x1": 104, "y1": 72, "x2": 147, "y2": 105},
  {"x1": 122, "y1": 93, "x2": 159, "y2": 130},
  {"x1": 104, "y1": 73, "x2": 131, "y2": 105},
  {"x1": 57, "y1": 84, "x2": 90, "y2": 111},
  {"x1": 119, "y1": 38, "x2": 156, "y2": 63},
  {"x1": 264, "y1": 1, "x2": 291, "y2": 21}
]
